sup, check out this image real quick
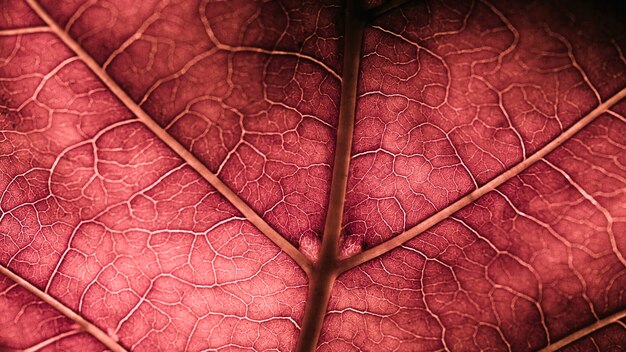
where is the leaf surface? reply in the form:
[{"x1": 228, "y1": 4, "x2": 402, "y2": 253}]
[{"x1": 0, "y1": 0, "x2": 625, "y2": 351}]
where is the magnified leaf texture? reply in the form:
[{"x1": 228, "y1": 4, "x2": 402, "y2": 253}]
[{"x1": 1, "y1": 0, "x2": 625, "y2": 351}]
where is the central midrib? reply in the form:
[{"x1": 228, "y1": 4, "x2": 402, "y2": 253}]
[
  {"x1": 294, "y1": 0, "x2": 626, "y2": 350},
  {"x1": 294, "y1": 0, "x2": 366, "y2": 350}
]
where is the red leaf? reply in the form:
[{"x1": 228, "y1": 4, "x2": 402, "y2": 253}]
[{"x1": 1, "y1": 0, "x2": 625, "y2": 351}]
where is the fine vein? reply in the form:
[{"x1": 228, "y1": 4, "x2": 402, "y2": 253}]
[
  {"x1": 0, "y1": 265, "x2": 126, "y2": 352},
  {"x1": 25, "y1": 0, "x2": 310, "y2": 272},
  {"x1": 538, "y1": 308, "x2": 626, "y2": 351},
  {"x1": 338, "y1": 84, "x2": 626, "y2": 272}
]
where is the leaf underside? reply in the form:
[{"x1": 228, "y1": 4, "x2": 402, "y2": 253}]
[{"x1": 0, "y1": 0, "x2": 625, "y2": 351}]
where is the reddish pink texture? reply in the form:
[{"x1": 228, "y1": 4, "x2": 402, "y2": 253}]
[
  {"x1": 1, "y1": 0, "x2": 625, "y2": 351},
  {"x1": 1, "y1": 30, "x2": 307, "y2": 351},
  {"x1": 561, "y1": 321, "x2": 626, "y2": 352},
  {"x1": 0, "y1": 0, "x2": 42, "y2": 28},
  {"x1": 343, "y1": 0, "x2": 626, "y2": 247},
  {"x1": 0, "y1": 276, "x2": 106, "y2": 351},
  {"x1": 320, "y1": 114, "x2": 626, "y2": 350},
  {"x1": 37, "y1": 0, "x2": 344, "y2": 245}
]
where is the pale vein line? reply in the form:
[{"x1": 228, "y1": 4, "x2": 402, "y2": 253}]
[
  {"x1": 23, "y1": 328, "x2": 82, "y2": 352},
  {"x1": 25, "y1": 0, "x2": 311, "y2": 272},
  {"x1": 0, "y1": 266, "x2": 126, "y2": 352},
  {"x1": 0, "y1": 26, "x2": 51, "y2": 36},
  {"x1": 542, "y1": 158, "x2": 626, "y2": 267},
  {"x1": 538, "y1": 309, "x2": 626, "y2": 351},
  {"x1": 199, "y1": 0, "x2": 341, "y2": 82},
  {"x1": 214, "y1": 45, "x2": 342, "y2": 82},
  {"x1": 338, "y1": 84, "x2": 626, "y2": 272},
  {"x1": 608, "y1": 109, "x2": 626, "y2": 123}
]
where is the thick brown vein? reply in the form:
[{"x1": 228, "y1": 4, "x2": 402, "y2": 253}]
[{"x1": 295, "y1": 0, "x2": 366, "y2": 351}]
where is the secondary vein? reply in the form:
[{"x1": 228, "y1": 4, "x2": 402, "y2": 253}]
[
  {"x1": 0, "y1": 265, "x2": 127, "y2": 352},
  {"x1": 338, "y1": 84, "x2": 626, "y2": 272},
  {"x1": 25, "y1": 0, "x2": 311, "y2": 273}
]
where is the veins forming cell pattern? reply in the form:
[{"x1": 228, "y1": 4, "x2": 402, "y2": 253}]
[{"x1": 0, "y1": 0, "x2": 625, "y2": 351}]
